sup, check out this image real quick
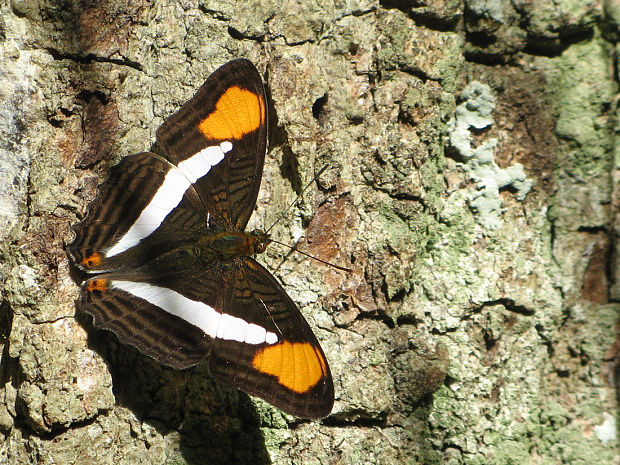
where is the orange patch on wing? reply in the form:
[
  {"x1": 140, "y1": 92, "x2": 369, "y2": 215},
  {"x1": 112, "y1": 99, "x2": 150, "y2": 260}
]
[
  {"x1": 198, "y1": 86, "x2": 265, "y2": 140},
  {"x1": 86, "y1": 279, "x2": 108, "y2": 293},
  {"x1": 81, "y1": 252, "x2": 102, "y2": 268},
  {"x1": 252, "y1": 341, "x2": 327, "y2": 394}
]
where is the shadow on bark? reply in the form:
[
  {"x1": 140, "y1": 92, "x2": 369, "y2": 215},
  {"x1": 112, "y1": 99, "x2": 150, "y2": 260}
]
[{"x1": 82, "y1": 315, "x2": 272, "y2": 465}]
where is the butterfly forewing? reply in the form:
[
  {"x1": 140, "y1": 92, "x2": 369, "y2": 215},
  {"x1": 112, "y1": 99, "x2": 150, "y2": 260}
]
[
  {"x1": 68, "y1": 59, "x2": 334, "y2": 419},
  {"x1": 155, "y1": 58, "x2": 268, "y2": 230}
]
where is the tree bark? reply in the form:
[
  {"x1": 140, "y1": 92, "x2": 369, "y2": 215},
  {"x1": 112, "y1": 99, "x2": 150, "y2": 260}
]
[{"x1": 0, "y1": 0, "x2": 618, "y2": 463}]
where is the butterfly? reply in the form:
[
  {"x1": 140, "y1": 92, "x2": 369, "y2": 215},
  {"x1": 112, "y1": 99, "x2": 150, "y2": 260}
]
[{"x1": 67, "y1": 59, "x2": 334, "y2": 419}]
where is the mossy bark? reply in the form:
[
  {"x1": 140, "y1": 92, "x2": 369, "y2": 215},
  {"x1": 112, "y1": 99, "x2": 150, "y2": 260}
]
[{"x1": 1, "y1": 0, "x2": 618, "y2": 464}]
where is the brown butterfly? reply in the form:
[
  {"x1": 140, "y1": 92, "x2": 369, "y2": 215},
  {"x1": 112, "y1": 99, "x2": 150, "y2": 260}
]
[{"x1": 68, "y1": 59, "x2": 334, "y2": 419}]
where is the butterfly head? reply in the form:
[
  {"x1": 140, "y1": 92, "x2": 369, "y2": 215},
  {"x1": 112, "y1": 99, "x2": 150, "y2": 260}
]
[{"x1": 248, "y1": 229, "x2": 271, "y2": 255}]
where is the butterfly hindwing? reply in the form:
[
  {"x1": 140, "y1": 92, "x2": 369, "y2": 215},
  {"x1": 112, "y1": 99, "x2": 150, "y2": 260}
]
[
  {"x1": 155, "y1": 58, "x2": 268, "y2": 229},
  {"x1": 79, "y1": 274, "x2": 213, "y2": 368},
  {"x1": 209, "y1": 258, "x2": 334, "y2": 419}
]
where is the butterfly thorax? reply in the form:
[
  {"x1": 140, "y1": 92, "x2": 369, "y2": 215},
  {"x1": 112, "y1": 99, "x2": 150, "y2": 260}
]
[{"x1": 195, "y1": 229, "x2": 270, "y2": 260}]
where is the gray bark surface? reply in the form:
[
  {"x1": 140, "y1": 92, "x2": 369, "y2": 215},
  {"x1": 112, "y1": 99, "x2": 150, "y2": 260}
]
[{"x1": 0, "y1": 0, "x2": 618, "y2": 463}]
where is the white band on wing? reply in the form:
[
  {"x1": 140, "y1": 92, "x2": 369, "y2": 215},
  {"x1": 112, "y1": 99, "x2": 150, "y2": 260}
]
[
  {"x1": 105, "y1": 142, "x2": 231, "y2": 258},
  {"x1": 112, "y1": 280, "x2": 278, "y2": 345}
]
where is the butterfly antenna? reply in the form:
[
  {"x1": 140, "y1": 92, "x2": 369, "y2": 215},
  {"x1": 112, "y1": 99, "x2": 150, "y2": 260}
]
[
  {"x1": 270, "y1": 238, "x2": 352, "y2": 272},
  {"x1": 265, "y1": 165, "x2": 329, "y2": 235}
]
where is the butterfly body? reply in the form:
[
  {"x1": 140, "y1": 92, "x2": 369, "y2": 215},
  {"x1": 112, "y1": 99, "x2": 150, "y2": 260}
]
[
  {"x1": 193, "y1": 229, "x2": 270, "y2": 259},
  {"x1": 68, "y1": 59, "x2": 334, "y2": 419}
]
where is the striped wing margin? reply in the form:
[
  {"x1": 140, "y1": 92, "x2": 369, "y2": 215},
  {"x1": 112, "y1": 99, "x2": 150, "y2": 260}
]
[{"x1": 155, "y1": 58, "x2": 268, "y2": 230}]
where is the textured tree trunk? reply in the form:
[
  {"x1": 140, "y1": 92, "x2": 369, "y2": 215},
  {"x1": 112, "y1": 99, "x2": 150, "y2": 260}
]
[{"x1": 1, "y1": 0, "x2": 618, "y2": 463}]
